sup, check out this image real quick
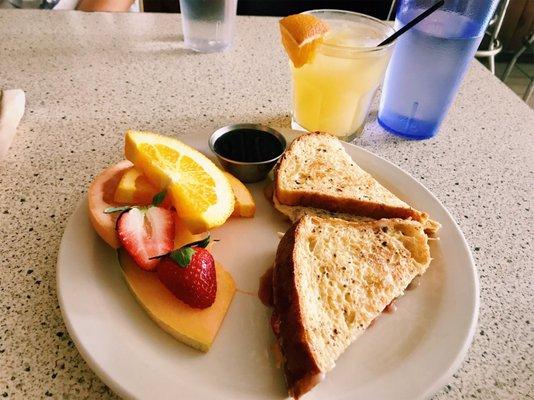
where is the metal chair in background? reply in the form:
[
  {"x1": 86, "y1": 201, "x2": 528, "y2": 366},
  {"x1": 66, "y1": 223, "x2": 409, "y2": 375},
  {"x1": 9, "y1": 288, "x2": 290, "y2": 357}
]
[
  {"x1": 475, "y1": 0, "x2": 510, "y2": 74},
  {"x1": 387, "y1": 0, "x2": 396, "y2": 20},
  {"x1": 501, "y1": 32, "x2": 534, "y2": 103}
]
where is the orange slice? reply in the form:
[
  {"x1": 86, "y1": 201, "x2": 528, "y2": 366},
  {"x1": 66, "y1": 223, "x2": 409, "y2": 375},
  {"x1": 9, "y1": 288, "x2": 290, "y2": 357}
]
[
  {"x1": 224, "y1": 172, "x2": 256, "y2": 218},
  {"x1": 173, "y1": 215, "x2": 206, "y2": 248},
  {"x1": 124, "y1": 130, "x2": 235, "y2": 233},
  {"x1": 115, "y1": 165, "x2": 255, "y2": 218},
  {"x1": 280, "y1": 13, "x2": 329, "y2": 68},
  {"x1": 114, "y1": 166, "x2": 160, "y2": 205}
]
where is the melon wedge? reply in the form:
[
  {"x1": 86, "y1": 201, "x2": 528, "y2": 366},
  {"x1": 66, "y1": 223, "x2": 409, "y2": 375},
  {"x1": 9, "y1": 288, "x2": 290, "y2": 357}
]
[
  {"x1": 118, "y1": 249, "x2": 236, "y2": 352},
  {"x1": 88, "y1": 161, "x2": 133, "y2": 248}
]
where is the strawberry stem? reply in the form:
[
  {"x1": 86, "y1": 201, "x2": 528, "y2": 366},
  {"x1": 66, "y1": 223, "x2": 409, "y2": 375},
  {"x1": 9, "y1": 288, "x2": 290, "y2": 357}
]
[
  {"x1": 184, "y1": 235, "x2": 212, "y2": 249},
  {"x1": 104, "y1": 205, "x2": 132, "y2": 214},
  {"x1": 148, "y1": 235, "x2": 217, "y2": 265},
  {"x1": 152, "y1": 190, "x2": 167, "y2": 207}
]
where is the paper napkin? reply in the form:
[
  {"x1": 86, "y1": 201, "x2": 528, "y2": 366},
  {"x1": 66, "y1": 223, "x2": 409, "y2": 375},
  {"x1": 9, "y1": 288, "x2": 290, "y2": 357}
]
[{"x1": 0, "y1": 89, "x2": 26, "y2": 160}]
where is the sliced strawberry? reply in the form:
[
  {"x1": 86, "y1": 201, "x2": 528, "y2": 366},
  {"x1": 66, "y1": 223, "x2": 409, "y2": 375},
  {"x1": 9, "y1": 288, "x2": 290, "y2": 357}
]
[
  {"x1": 116, "y1": 207, "x2": 174, "y2": 270},
  {"x1": 157, "y1": 245, "x2": 217, "y2": 309}
]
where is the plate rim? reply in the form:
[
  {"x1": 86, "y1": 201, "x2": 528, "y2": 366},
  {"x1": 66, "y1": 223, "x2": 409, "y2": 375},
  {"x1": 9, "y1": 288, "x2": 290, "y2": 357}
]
[
  {"x1": 341, "y1": 142, "x2": 479, "y2": 400},
  {"x1": 57, "y1": 138, "x2": 479, "y2": 400},
  {"x1": 57, "y1": 212, "x2": 138, "y2": 400}
]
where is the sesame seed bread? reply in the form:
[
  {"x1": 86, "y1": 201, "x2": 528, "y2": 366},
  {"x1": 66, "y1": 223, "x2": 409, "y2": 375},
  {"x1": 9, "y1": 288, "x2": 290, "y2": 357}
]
[
  {"x1": 274, "y1": 133, "x2": 440, "y2": 236},
  {"x1": 272, "y1": 215, "x2": 431, "y2": 399}
]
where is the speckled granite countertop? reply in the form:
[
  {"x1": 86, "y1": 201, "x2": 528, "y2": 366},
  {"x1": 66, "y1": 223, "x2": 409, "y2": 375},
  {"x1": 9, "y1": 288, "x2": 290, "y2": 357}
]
[{"x1": 0, "y1": 9, "x2": 532, "y2": 400}]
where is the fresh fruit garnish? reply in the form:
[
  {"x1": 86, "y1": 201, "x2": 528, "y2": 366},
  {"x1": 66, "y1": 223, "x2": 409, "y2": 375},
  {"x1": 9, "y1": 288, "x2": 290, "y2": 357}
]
[
  {"x1": 116, "y1": 166, "x2": 255, "y2": 218},
  {"x1": 124, "y1": 130, "x2": 235, "y2": 234},
  {"x1": 104, "y1": 189, "x2": 167, "y2": 214},
  {"x1": 114, "y1": 166, "x2": 160, "y2": 205},
  {"x1": 156, "y1": 236, "x2": 217, "y2": 309},
  {"x1": 173, "y1": 214, "x2": 206, "y2": 249},
  {"x1": 88, "y1": 160, "x2": 134, "y2": 248},
  {"x1": 224, "y1": 172, "x2": 256, "y2": 218},
  {"x1": 116, "y1": 206, "x2": 175, "y2": 271},
  {"x1": 280, "y1": 13, "x2": 329, "y2": 68},
  {"x1": 118, "y1": 249, "x2": 236, "y2": 352}
]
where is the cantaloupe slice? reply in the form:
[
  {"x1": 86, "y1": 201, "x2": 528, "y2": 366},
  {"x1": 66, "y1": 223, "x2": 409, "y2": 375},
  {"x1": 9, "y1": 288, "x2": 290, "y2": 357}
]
[
  {"x1": 90, "y1": 161, "x2": 236, "y2": 352},
  {"x1": 88, "y1": 161, "x2": 133, "y2": 248},
  {"x1": 117, "y1": 249, "x2": 236, "y2": 352}
]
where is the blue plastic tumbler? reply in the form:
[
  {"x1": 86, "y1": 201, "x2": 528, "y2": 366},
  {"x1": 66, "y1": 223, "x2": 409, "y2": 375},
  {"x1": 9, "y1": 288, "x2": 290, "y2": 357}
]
[{"x1": 378, "y1": 0, "x2": 499, "y2": 139}]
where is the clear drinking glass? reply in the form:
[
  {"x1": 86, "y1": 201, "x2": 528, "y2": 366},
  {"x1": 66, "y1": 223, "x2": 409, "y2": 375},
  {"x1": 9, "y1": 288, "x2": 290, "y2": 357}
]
[
  {"x1": 179, "y1": 0, "x2": 238, "y2": 53},
  {"x1": 378, "y1": 0, "x2": 499, "y2": 139},
  {"x1": 290, "y1": 10, "x2": 395, "y2": 141}
]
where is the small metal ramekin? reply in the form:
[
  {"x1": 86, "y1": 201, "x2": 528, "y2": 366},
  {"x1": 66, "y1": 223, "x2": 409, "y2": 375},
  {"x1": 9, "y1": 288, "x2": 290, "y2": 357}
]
[{"x1": 209, "y1": 124, "x2": 287, "y2": 183}]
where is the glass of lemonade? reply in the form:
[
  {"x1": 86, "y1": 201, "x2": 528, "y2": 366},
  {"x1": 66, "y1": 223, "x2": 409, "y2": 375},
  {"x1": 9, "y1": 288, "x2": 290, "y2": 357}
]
[{"x1": 290, "y1": 10, "x2": 395, "y2": 141}]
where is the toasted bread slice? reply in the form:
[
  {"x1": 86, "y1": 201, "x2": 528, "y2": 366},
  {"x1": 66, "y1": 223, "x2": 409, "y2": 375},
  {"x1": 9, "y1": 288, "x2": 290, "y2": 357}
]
[
  {"x1": 273, "y1": 193, "x2": 440, "y2": 238},
  {"x1": 273, "y1": 191, "x2": 372, "y2": 223},
  {"x1": 274, "y1": 133, "x2": 440, "y2": 235},
  {"x1": 272, "y1": 215, "x2": 431, "y2": 398}
]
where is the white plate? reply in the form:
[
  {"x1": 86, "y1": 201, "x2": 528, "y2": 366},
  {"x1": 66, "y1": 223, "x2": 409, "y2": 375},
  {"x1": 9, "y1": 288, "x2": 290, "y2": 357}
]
[{"x1": 57, "y1": 133, "x2": 478, "y2": 400}]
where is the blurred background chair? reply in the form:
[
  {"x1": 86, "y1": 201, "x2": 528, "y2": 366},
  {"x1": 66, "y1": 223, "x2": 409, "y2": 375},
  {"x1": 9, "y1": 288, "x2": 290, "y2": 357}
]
[
  {"x1": 475, "y1": 0, "x2": 510, "y2": 74},
  {"x1": 501, "y1": 32, "x2": 533, "y2": 102},
  {"x1": 495, "y1": 0, "x2": 533, "y2": 107}
]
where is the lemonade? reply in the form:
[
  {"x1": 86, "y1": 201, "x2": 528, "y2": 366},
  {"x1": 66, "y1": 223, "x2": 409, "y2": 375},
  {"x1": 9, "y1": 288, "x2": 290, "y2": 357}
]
[{"x1": 287, "y1": 11, "x2": 395, "y2": 141}]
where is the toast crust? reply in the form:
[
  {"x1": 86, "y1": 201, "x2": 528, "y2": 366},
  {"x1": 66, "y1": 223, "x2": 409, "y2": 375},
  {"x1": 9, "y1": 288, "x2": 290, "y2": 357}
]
[
  {"x1": 272, "y1": 222, "x2": 322, "y2": 399},
  {"x1": 275, "y1": 186, "x2": 425, "y2": 221},
  {"x1": 272, "y1": 190, "x2": 440, "y2": 238}
]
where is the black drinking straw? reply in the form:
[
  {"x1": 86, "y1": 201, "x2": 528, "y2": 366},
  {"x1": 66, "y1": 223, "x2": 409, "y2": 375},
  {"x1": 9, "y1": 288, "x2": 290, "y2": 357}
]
[{"x1": 377, "y1": 0, "x2": 445, "y2": 46}]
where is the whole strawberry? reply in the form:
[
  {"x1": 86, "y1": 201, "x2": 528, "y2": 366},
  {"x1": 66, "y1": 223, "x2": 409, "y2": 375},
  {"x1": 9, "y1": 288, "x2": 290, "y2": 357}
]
[{"x1": 157, "y1": 237, "x2": 217, "y2": 309}]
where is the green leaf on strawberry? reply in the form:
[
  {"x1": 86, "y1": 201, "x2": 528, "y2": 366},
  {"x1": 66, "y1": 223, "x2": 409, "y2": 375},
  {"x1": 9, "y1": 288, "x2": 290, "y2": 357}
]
[
  {"x1": 170, "y1": 247, "x2": 196, "y2": 267},
  {"x1": 164, "y1": 235, "x2": 213, "y2": 267}
]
